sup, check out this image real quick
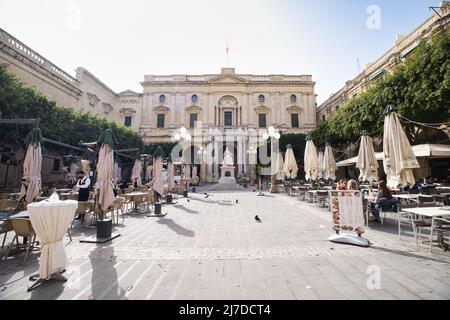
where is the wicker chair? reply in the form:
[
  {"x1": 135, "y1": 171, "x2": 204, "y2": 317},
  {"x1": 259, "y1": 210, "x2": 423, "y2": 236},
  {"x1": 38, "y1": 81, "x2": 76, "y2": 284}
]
[
  {"x1": 0, "y1": 220, "x2": 13, "y2": 249},
  {"x1": 120, "y1": 194, "x2": 133, "y2": 214},
  {"x1": 111, "y1": 197, "x2": 126, "y2": 224},
  {"x1": 3, "y1": 218, "x2": 38, "y2": 261}
]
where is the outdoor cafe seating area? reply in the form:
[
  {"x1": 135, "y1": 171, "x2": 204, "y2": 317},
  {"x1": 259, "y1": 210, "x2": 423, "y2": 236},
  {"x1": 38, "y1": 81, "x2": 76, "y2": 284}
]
[
  {"x1": 280, "y1": 179, "x2": 450, "y2": 252},
  {"x1": 0, "y1": 176, "x2": 194, "y2": 263}
]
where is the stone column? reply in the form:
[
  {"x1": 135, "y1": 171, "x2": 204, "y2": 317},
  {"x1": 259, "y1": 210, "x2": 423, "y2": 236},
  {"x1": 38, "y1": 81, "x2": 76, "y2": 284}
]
[
  {"x1": 213, "y1": 139, "x2": 219, "y2": 182},
  {"x1": 170, "y1": 93, "x2": 177, "y2": 126}
]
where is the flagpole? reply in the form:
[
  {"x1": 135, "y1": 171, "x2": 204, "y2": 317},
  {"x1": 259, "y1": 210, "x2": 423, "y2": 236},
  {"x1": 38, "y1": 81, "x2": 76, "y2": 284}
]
[{"x1": 226, "y1": 38, "x2": 229, "y2": 67}]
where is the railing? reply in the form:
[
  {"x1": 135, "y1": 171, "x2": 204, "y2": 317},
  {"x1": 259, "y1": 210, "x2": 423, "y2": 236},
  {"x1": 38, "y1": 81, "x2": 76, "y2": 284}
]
[
  {"x1": 153, "y1": 76, "x2": 174, "y2": 81},
  {"x1": 187, "y1": 76, "x2": 206, "y2": 81},
  {"x1": 0, "y1": 28, "x2": 79, "y2": 86}
]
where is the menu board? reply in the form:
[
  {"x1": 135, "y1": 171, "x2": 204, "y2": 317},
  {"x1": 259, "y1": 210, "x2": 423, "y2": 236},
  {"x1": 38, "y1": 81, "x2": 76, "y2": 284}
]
[{"x1": 330, "y1": 190, "x2": 365, "y2": 235}]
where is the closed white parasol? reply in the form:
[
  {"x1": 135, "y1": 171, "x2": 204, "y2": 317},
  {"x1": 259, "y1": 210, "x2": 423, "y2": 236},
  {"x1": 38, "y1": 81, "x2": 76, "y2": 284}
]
[
  {"x1": 356, "y1": 133, "x2": 379, "y2": 182},
  {"x1": 323, "y1": 144, "x2": 336, "y2": 181},
  {"x1": 304, "y1": 137, "x2": 319, "y2": 181},
  {"x1": 283, "y1": 145, "x2": 298, "y2": 179},
  {"x1": 383, "y1": 106, "x2": 420, "y2": 188}
]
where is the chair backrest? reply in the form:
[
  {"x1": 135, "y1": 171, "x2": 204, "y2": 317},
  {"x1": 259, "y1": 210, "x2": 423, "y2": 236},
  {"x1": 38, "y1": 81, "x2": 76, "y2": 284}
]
[
  {"x1": 419, "y1": 196, "x2": 435, "y2": 204},
  {"x1": 409, "y1": 189, "x2": 420, "y2": 194},
  {"x1": 76, "y1": 202, "x2": 92, "y2": 214},
  {"x1": 317, "y1": 191, "x2": 329, "y2": 197},
  {"x1": 434, "y1": 195, "x2": 445, "y2": 205},
  {"x1": 397, "y1": 203, "x2": 417, "y2": 211},
  {"x1": 113, "y1": 197, "x2": 125, "y2": 209},
  {"x1": 418, "y1": 203, "x2": 438, "y2": 208},
  {"x1": 10, "y1": 218, "x2": 35, "y2": 237},
  {"x1": 0, "y1": 199, "x2": 17, "y2": 211}
]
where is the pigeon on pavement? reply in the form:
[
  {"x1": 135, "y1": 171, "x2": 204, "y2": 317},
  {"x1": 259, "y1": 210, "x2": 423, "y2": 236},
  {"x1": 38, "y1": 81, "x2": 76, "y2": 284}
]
[{"x1": 255, "y1": 215, "x2": 262, "y2": 223}]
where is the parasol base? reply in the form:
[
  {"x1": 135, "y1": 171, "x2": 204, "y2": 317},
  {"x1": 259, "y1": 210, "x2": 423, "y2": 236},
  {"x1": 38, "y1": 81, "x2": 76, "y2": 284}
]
[
  {"x1": 147, "y1": 212, "x2": 167, "y2": 217},
  {"x1": 328, "y1": 234, "x2": 370, "y2": 247},
  {"x1": 79, "y1": 233, "x2": 120, "y2": 244},
  {"x1": 27, "y1": 271, "x2": 67, "y2": 292}
]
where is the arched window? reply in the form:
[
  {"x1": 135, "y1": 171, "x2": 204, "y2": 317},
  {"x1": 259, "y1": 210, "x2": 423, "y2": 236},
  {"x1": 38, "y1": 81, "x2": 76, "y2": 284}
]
[
  {"x1": 258, "y1": 95, "x2": 265, "y2": 103},
  {"x1": 322, "y1": 115, "x2": 326, "y2": 122},
  {"x1": 290, "y1": 95, "x2": 297, "y2": 103},
  {"x1": 159, "y1": 94, "x2": 166, "y2": 104}
]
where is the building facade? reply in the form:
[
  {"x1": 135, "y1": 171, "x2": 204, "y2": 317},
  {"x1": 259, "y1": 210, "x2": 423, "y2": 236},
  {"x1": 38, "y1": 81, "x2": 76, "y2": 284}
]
[
  {"x1": 317, "y1": 1, "x2": 450, "y2": 123},
  {"x1": 0, "y1": 27, "x2": 316, "y2": 184}
]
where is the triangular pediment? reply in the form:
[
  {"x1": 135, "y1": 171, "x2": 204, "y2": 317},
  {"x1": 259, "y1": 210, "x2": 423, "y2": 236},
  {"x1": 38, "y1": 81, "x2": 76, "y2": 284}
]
[
  {"x1": 118, "y1": 89, "x2": 141, "y2": 96},
  {"x1": 208, "y1": 74, "x2": 249, "y2": 84}
]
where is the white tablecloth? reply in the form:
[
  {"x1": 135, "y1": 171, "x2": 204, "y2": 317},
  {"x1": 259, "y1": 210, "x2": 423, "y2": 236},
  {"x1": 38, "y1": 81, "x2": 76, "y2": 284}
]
[{"x1": 28, "y1": 200, "x2": 78, "y2": 279}]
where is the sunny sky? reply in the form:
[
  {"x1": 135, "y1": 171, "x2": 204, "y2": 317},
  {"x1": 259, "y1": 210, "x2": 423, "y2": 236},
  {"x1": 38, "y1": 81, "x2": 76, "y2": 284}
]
[{"x1": 0, "y1": 0, "x2": 443, "y2": 104}]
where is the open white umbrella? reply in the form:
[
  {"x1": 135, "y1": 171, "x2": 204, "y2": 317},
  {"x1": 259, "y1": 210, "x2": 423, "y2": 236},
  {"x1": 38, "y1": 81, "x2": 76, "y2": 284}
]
[
  {"x1": 323, "y1": 144, "x2": 336, "y2": 181},
  {"x1": 356, "y1": 134, "x2": 379, "y2": 182},
  {"x1": 167, "y1": 162, "x2": 175, "y2": 193},
  {"x1": 19, "y1": 128, "x2": 42, "y2": 204},
  {"x1": 383, "y1": 106, "x2": 420, "y2": 188},
  {"x1": 96, "y1": 129, "x2": 116, "y2": 212},
  {"x1": 317, "y1": 151, "x2": 324, "y2": 180},
  {"x1": 131, "y1": 159, "x2": 142, "y2": 187},
  {"x1": 275, "y1": 151, "x2": 284, "y2": 180},
  {"x1": 283, "y1": 145, "x2": 298, "y2": 179},
  {"x1": 304, "y1": 138, "x2": 319, "y2": 181}
]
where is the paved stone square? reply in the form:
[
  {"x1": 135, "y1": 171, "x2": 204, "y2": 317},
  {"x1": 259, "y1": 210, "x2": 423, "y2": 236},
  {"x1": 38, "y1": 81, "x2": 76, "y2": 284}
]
[{"x1": 1, "y1": 185, "x2": 449, "y2": 300}]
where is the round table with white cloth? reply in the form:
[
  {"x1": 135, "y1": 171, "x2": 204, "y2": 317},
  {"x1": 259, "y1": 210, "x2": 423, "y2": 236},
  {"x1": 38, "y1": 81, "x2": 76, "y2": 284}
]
[{"x1": 28, "y1": 199, "x2": 78, "y2": 280}]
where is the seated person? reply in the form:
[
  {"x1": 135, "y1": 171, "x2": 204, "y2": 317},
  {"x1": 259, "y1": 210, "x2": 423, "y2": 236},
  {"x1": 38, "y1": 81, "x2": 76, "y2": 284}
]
[
  {"x1": 336, "y1": 179, "x2": 347, "y2": 190},
  {"x1": 371, "y1": 180, "x2": 397, "y2": 221},
  {"x1": 347, "y1": 179, "x2": 359, "y2": 191}
]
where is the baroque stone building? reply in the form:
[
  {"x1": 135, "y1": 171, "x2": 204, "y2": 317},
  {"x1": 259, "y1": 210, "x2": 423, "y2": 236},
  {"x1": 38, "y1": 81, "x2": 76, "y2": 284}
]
[
  {"x1": 317, "y1": 1, "x2": 450, "y2": 122},
  {"x1": 0, "y1": 27, "x2": 316, "y2": 183}
]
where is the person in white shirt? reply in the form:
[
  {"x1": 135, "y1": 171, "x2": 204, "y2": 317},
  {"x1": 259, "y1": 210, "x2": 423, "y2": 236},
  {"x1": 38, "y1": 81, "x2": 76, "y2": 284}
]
[{"x1": 75, "y1": 170, "x2": 91, "y2": 202}]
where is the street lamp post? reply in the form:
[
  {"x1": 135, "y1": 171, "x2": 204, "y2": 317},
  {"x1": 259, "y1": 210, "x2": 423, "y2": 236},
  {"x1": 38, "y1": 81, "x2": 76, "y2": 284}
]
[
  {"x1": 246, "y1": 146, "x2": 257, "y2": 186},
  {"x1": 173, "y1": 127, "x2": 192, "y2": 196},
  {"x1": 263, "y1": 126, "x2": 281, "y2": 193}
]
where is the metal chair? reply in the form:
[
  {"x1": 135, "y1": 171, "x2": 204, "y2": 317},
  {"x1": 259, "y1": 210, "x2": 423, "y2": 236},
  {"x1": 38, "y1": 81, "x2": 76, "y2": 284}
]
[
  {"x1": 316, "y1": 191, "x2": 329, "y2": 208},
  {"x1": 418, "y1": 195, "x2": 435, "y2": 206},
  {"x1": 396, "y1": 203, "x2": 418, "y2": 241},
  {"x1": 429, "y1": 217, "x2": 450, "y2": 252}
]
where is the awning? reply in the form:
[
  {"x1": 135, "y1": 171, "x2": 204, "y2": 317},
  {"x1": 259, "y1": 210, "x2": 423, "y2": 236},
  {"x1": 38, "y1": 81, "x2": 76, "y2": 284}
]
[
  {"x1": 400, "y1": 40, "x2": 420, "y2": 59},
  {"x1": 337, "y1": 144, "x2": 450, "y2": 167}
]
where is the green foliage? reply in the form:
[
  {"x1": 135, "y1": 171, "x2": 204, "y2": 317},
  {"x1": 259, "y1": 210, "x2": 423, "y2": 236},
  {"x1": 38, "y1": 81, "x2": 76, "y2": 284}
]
[
  {"x1": 311, "y1": 28, "x2": 450, "y2": 147},
  {"x1": 0, "y1": 63, "x2": 143, "y2": 151},
  {"x1": 143, "y1": 143, "x2": 176, "y2": 159},
  {"x1": 279, "y1": 133, "x2": 308, "y2": 161}
]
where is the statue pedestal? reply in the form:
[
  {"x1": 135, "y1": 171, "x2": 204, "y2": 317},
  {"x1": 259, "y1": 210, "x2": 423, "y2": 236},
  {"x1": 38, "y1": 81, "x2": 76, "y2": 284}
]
[
  {"x1": 210, "y1": 166, "x2": 245, "y2": 191},
  {"x1": 219, "y1": 166, "x2": 236, "y2": 184}
]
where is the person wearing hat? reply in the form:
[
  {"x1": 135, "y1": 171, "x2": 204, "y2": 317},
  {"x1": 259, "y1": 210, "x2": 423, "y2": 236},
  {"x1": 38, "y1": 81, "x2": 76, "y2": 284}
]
[{"x1": 75, "y1": 170, "x2": 91, "y2": 202}]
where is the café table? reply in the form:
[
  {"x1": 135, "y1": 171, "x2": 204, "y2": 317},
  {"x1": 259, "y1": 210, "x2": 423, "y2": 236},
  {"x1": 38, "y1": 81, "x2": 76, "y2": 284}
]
[
  {"x1": 399, "y1": 206, "x2": 450, "y2": 251},
  {"x1": 27, "y1": 199, "x2": 78, "y2": 291},
  {"x1": 393, "y1": 194, "x2": 433, "y2": 204},
  {"x1": 124, "y1": 192, "x2": 148, "y2": 212}
]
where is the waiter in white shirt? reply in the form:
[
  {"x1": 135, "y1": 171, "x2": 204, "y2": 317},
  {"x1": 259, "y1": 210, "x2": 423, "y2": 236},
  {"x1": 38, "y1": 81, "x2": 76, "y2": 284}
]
[{"x1": 75, "y1": 170, "x2": 91, "y2": 202}]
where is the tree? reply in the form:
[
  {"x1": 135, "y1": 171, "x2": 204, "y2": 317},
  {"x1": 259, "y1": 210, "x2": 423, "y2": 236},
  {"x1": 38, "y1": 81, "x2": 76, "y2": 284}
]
[
  {"x1": 0, "y1": 63, "x2": 143, "y2": 151},
  {"x1": 311, "y1": 28, "x2": 450, "y2": 148}
]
